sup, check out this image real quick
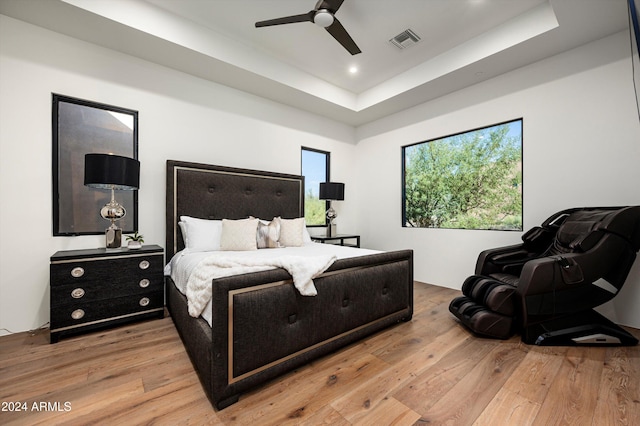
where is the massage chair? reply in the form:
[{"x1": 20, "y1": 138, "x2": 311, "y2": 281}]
[{"x1": 449, "y1": 206, "x2": 640, "y2": 345}]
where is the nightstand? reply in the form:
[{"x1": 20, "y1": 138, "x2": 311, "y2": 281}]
[
  {"x1": 49, "y1": 245, "x2": 164, "y2": 343},
  {"x1": 311, "y1": 234, "x2": 360, "y2": 248}
]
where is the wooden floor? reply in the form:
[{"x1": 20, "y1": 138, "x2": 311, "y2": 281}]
[{"x1": 1, "y1": 282, "x2": 639, "y2": 425}]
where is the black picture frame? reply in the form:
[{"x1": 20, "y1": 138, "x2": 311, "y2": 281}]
[{"x1": 52, "y1": 94, "x2": 138, "y2": 236}]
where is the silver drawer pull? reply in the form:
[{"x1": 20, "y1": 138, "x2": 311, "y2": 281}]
[
  {"x1": 71, "y1": 288, "x2": 85, "y2": 299},
  {"x1": 71, "y1": 267, "x2": 85, "y2": 278},
  {"x1": 139, "y1": 260, "x2": 150, "y2": 270},
  {"x1": 139, "y1": 297, "x2": 150, "y2": 307},
  {"x1": 71, "y1": 309, "x2": 85, "y2": 320},
  {"x1": 139, "y1": 279, "x2": 150, "y2": 288}
]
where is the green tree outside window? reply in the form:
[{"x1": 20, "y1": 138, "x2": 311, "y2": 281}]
[
  {"x1": 302, "y1": 147, "x2": 330, "y2": 226},
  {"x1": 403, "y1": 119, "x2": 522, "y2": 231}
]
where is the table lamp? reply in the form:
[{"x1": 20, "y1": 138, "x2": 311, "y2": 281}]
[
  {"x1": 319, "y1": 182, "x2": 344, "y2": 237},
  {"x1": 84, "y1": 153, "x2": 140, "y2": 248}
]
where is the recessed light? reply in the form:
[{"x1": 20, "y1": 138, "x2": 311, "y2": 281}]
[{"x1": 349, "y1": 66, "x2": 358, "y2": 74}]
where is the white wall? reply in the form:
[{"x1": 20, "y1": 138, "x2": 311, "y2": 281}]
[
  {"x1": 355, "y1": 31, "x2": 640, "y2": 328},
  {"x1": 0, "y1": 16, "x2": 357, "y2": 335}
]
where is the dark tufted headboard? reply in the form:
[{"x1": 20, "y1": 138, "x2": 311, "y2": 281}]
[{"x1": 166, "y1": 160, "x2": 304, "y2": 258}]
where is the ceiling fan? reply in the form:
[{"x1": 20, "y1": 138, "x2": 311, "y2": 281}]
[{"x1": 255, "y1": 0, "x2": 361, "y2": 55}]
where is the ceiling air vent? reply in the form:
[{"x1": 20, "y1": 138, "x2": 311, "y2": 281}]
[{"x1": 389, "y1": 29, "x2": 421, "y2": 49}]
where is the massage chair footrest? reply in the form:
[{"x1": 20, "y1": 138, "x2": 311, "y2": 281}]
[
  {"x1": 461, "y1": 275, "x2": 518, "y2": 316},
  {"x1": 449, "y1": 296, "x2": 516, "y2": 340}
]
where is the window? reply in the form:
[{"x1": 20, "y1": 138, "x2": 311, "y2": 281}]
[
  {"x1": 301, "y1": 147, "x2": 330, "y2": 226},
  {"x1": 402, "y1": 119, "x2": 523, "y2": 231}
]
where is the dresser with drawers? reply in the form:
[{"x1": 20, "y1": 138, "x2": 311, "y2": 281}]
[{"x1": 49, "y1": 245, "x2": 164, "y2": 343}]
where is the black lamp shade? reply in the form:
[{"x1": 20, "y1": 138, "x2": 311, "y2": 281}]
[
  {"x1": 319, "y1": 182, "x2": 345, "y2": 200},
  {"x1": 84, "y1": 153, "x2": 140, "y2": 190}
]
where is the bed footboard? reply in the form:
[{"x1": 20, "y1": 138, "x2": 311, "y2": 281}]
[{"x1": 167, "y1": 249, "x2": 413, "y2": 409}]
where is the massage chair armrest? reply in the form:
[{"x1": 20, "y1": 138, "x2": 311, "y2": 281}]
[
  {"x1": 518, "y1": 234, "x2": 627, "y2": 296},
  {"x1": 517, "y1": 252, "x2": 609, "y2": 292},
  {"x1": 519, "y1": 215, "x2": 638, "y2": 297},
  {"x1": 475, "y1": 243, "x2": 532, "y2": 276},
  {"x1": 516, "y1": 256, "x2": 572, "y2": 296},
  {"x1": 515, "y1": 251, "x2": 623, "y2": 321}
]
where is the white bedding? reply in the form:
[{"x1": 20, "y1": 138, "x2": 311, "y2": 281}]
[{"x1": 164, "y1": 242, "x2": 380, "y2": 327}]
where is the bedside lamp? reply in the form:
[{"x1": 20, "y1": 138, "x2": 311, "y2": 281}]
[
  {"x1": 84, "y1": 153, "x2": 140, "y2": 248},
  {"x1": 319, "y1": 182, "x2": 344, "y2": 237}
]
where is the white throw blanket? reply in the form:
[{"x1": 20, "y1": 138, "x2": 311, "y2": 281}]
[{"x1": 186, "y1": 254, "x2": 336, "y2": 317}]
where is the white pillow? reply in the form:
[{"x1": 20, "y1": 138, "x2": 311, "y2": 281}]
[
  {"x1": 279, "y1": 217, "x2": 305, "y2": 247},
  {"x1": 302, "y1": 219, "x2": 312, "y2": 243},
  {"x1": 220, "y1": 218, "x2": 259, "y2": 251},
  {"x1": 256, "y1": 217, "x2": 282, "y2": 249},
  {"x1": 179, "y1": 216, "x2": 223, "y2": 251}
]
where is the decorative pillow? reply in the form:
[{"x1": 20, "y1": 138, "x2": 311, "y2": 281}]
[
  {"x1": 257, "y1": 217, "x2": 282, "y2": 249},
  {"x1": 279, "y1": 217, "x2": 305, "y2": 247},
  {"x1": 220, "y1": 218, "x2": 259, "y2": 251},
  {"x1": 302, "y1": 219, "x2": 312, "y2": 243},
  {"x1": 179, "y1": 216, "x2": 223, "y2": 251}
]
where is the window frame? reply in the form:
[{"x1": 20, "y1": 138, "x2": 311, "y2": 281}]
[
  {"x1": 401, "y1": 118, "x2": 523, "y2": 231},
  {"x1": 301, "y1": 146, "x2": 331, "y2": 227}
]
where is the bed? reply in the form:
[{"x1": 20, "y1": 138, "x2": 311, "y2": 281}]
[{"x1": 165, "y1": 160, "x2": 413, "y2": 409}]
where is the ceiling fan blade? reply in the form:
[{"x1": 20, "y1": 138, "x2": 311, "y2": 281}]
[
  {"x1": 255, "y1": 12, "x2": 313, "y2": 28},
  {"x1": 325, "y1": 17, "x2": 361, "y2": 55},
  {"x1": 315, "y1": 0, "x2": 345, "y2": 12}
]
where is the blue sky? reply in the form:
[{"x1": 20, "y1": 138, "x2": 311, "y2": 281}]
[{"x1": 302, "y1": 149, "x2": 327, "y2": 197}]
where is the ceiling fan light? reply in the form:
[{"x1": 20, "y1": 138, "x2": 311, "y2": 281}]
[{"x1": 314, "y1": 10, "x2": 334, "y2": 28}]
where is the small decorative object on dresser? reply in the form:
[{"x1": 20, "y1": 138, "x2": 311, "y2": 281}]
[
  {"x1": 49, "y1": 245, "x2": 164, "y2": 343},
  {"x1": 126, "y1": 231, "x2": 144, "y2": 249}
]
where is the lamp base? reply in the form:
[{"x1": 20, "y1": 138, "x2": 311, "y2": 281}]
[
  {"x1": 326, "y1": 224, "x2": 336, "y2": 237},
  {"x1": 105, "y1": 227, "x2": 122, "y2": 248}
]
